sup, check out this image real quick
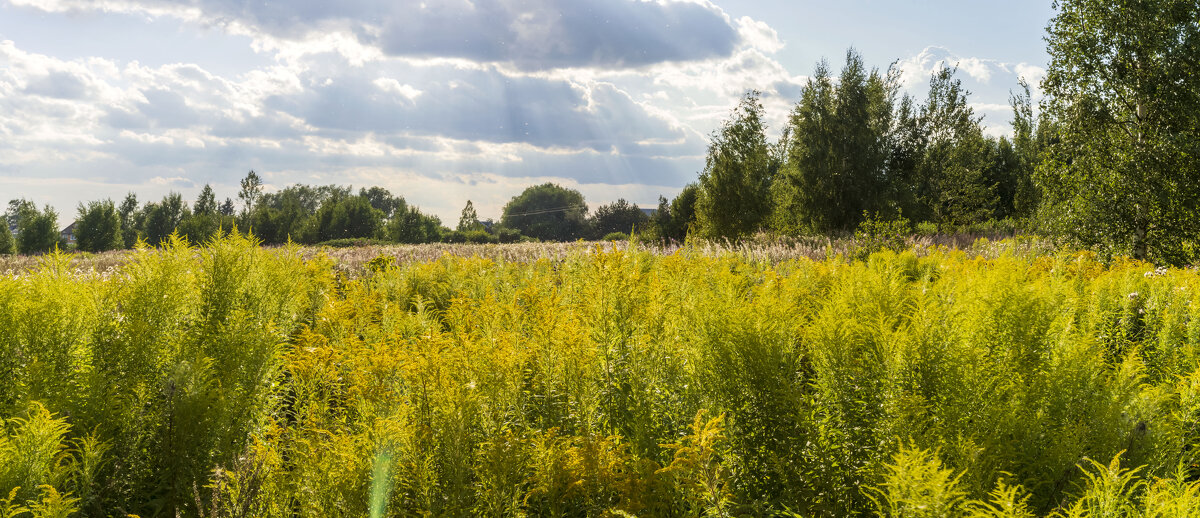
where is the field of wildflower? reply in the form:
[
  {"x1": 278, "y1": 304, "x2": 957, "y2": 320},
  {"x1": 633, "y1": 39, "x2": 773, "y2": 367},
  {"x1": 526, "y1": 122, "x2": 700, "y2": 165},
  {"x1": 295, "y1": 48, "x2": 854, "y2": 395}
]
[{"x1": 3, "y1": 233, "x2": 1200, "y2": 517}]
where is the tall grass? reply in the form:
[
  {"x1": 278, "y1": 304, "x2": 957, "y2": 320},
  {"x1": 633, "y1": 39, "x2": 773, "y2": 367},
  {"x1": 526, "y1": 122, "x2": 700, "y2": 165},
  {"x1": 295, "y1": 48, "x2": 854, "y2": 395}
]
[{"x1": 2, "y1": 233, "x2": 1200, "y2": 516}]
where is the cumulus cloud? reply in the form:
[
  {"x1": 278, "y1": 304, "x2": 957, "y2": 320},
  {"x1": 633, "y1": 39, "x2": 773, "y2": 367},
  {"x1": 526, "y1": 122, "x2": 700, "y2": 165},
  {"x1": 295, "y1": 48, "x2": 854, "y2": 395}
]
[
  {"x1": 11, "y1": 0, "x2": 745, "y2": 70},
  {"x1": 0, "y1": 33, "x2": 708, "y2": 220},
  {"x1": 378, "y1": 0, "x2": 742, "y2": 70},
  {"x1": 897, "y1": 46, "x2": 1014, "y2": 89},
  {"x1": 736, "y1": 16, "x2": 784, "y2": 53},
  {"x1": 24, "y1": 70, "x2": 89, "y2": 99},
  {"x1": 1013, "y1": 63, "x2": 1047, "y2": 98},
  {"x1": 0, "y1": 0, "x2": 822, "y2": 224}
]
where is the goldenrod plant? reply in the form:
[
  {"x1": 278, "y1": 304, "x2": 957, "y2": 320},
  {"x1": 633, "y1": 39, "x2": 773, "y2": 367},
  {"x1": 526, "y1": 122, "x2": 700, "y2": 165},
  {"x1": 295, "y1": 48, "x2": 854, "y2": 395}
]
[{"x1": 7, "y1": 232, "x2": 1200, "y2": 516}]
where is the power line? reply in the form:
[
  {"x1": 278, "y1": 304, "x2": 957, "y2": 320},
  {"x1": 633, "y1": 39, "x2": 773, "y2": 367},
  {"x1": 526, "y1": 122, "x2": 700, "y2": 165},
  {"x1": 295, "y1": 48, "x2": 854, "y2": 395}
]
[{"x1": 504, "y1": 204, "x2": 588, "y2": 218}]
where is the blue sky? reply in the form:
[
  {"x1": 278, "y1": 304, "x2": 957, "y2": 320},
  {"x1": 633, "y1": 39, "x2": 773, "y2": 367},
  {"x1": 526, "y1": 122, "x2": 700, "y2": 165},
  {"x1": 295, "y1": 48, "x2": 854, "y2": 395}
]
[{"x1": 0, "y1": 0, "x2": 1056, "y2": 223}]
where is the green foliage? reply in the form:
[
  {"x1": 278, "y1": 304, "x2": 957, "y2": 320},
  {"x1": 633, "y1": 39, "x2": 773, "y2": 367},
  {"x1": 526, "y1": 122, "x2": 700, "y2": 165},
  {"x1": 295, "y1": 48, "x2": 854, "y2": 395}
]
[
  {"x1": 591, "y1": 199, "x2": 648, "y2": 239},
  {"x1": 456, "y1": 200, "x2": 482, "y2": 233},
  {"x1": 494, "y1": 227, "x2": 524, "y2": 244},
  {"x1": 142, "y1": 192, "x2": 191, "y2": 246},
  {"x1": 16, "y1": 205, "x2": 58, "y2": 256},
  {"x1": 387, "y1": 204, "x2": 443, "y2": 244},
  {"x1": 8, "y1": 237, "x2": 1200, "y2": 515},
  {"x1": 1038, "y1": 0, "x2": 1200, "y2": 264},
  {"x1": 646, "y1": 187, "x2": 699, "y2": 243},
  {"x1": 74, "y1": 200, "x2": 123, "y2": 253},
  {"x1": 237, "y1": 170, "x2": 263, "y2": 221},
  {"x1": 695, "y1": 91, "x2": 775, "y2": 239},
  {"x1": 443, "y1": 229, "x2": 497, "y2": 244},
  {"x1": 773, "y1": 50, "x2": 896, "y2": 233},
  {"x1": 5, "y1": 200, "x2": 36, "y2": 233},
  {"x1": 657, "y1": 411, "x2": 735, "y2": 517},
  {"x1": 868, "y1": 445, "x2": 966, "y2": 518},
  {"x1": 851, "y1": 212, "x2": 912, "y2": 260},
  {"x1": 359, "y1": 187, "x2": 404, "y2": 219},
  {"x1": 0, "y1": 226, "x2": 13, "y2": 256},
  {"x1": 1057, "y1": 453, "x2": 1146, "y2": 518},
  {"x1": 178, "y1": 212, "x2": 236, "y2": 246},
  {"x1": 964, "y1": 481, "x2": 1036, "y2": 518},
  {"x1": 311, "y1": 195, "x2": 383, "y2": 243},
  {"x1": 249, "y1": 193, "x2": 315, "y2": 245},
  {"x1": 501, "y1": 183, "x2": 589, "y2": 241},
  {"x1": 118, "y1": 193, "x2": 140, "y2": 249},
  {"x1": 905, "y1": 66, "x2": 995, "y2": 227},
  {"x1": 194, "y1": 185, "x2": 218, "y2": 217},
  {"x1": 671, "y1": 184, "x2": 699, "y2": 239}
]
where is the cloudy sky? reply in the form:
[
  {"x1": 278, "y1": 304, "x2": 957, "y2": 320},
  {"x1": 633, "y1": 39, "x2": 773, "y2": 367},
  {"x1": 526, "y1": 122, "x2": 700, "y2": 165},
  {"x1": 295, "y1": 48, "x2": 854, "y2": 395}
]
[{"x1": 0, "y1": 0, "x2": 1055, "y2": 223}]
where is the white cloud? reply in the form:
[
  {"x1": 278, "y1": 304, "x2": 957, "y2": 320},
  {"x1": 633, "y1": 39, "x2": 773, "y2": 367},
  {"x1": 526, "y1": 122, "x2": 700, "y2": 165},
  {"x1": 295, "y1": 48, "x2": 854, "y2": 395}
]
[
  {"x1": 957, "y1": 57, "x2": 993, "y2": 83},
  {"x1": 1014, "y1": 63, "x2": 1047, "y2": 98},
  {"x1": 371, "y1": 78, "x2": 422, "y2": 102},
  {"x1": 969, "y1": 102, "x2": 1012, "y2": 113},
  {"x1": 898, "y1": 46, "x2": 1011, "y2": 89},
  {"x1": 737, "y1": 16, "x2": 784, "y2": 54},
  {"x1": 11, "y1": 0, "x2": 747, "y2": 71},
  {"x1": 0, "y1": 0, "x2": 847, "y2": 225}
]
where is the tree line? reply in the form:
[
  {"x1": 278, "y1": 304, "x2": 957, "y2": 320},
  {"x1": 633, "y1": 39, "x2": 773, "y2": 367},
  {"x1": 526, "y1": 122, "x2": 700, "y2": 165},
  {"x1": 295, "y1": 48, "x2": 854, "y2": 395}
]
[
  {"x1": 687, "y1": 0, "x2": 1199, "y2": 265},
  {"x1": 0, "y1": 171, "x2": 670, "y2": 255},
  {"x1": 687, "y1": 51, "x2": 1042, "y2": 242}
]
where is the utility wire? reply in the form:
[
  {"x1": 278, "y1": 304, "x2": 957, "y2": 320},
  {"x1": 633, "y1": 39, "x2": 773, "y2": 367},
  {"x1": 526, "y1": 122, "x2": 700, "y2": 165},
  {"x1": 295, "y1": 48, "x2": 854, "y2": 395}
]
[{"x1": 504, "y1": 204, "x2": 588, "y2": 218}]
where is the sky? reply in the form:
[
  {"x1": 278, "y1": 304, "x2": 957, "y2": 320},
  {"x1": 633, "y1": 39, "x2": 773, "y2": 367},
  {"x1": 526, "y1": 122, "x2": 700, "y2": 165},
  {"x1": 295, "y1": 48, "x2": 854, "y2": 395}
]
[{"x1": 0, "y1": 0, "x2": 1057, "y2": 224}]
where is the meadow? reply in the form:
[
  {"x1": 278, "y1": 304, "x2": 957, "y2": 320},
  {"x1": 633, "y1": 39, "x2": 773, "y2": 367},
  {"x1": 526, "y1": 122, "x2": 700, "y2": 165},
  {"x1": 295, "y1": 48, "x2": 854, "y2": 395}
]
[{"x1": 3, "y1": 233, "x2": 1200, "y2": 517}]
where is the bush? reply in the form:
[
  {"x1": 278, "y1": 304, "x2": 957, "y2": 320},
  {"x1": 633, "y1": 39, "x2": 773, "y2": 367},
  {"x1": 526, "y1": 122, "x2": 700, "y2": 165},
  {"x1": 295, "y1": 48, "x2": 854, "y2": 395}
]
[
  {"x1": 443, "y1": 230, "x2": 498, "y2": 244},
  {"x1": 496, "y1": 227, "x2": 523, "y2": 244},
  {"x1": 851, "y1": 211, "x2": 911, "y2": 260},
  {"x1": 600, "y1": 232, "x2": 629, "y2": 242},
  {"x1": 915, "y1": 221, "x2": 939, "y2": 236}
]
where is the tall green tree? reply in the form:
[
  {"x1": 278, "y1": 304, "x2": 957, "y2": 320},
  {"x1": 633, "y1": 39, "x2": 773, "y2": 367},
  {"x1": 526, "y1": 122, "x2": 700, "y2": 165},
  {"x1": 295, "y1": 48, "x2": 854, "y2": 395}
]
[
  {"x1": 671, "y1": 183, "x2": 700, "y2": 240},
  {"x1": 219, "y1": 197, "x2": 236, "y2": 217},
  {"x1": 5, "y1": 199, "x2": 35, "y2": 231},
  {"x1": 894, "y1": 66, "x2": 994, "y2": 227},
  {"x1": 1038, "y1": 0, "x2": 1200, "y2": 263},
  {"x1": 695, "y1": 91, "x2": 776, "y2": 239},
  {"x1": 75, "y1": 199, "x2": 123, "y2": 253},
  {"x1": 310, "y1": 195, "x2": 383, "y2": 243},
  {"x1": 500, "y1": 183, "x2": 589, "y2": 241},
  {"x1": 649, "y1": 196, "x2": 677, "y2": 241},
  {"x1": 142, "y1": 193, "x2": 190, "y2": 246},
  {"x1": 360, "y1": 187, "x2": 405, "y2": 218},
  {"x1": 1004, "y1": 79, "x2": 1041, "y2": 219},
  {"x1": 773, "y1": 51, "x2": 897, "y2": 233},
  {"x1": 16, "y1": 205, "x2": 59, "y2": 255},
  {"x1": 831, "y1": 51, "x2": 894, "y2": 226},
  {"x1": 772, "y1": 62, "x2": 836, "y2": 234},
  {"x1": 590, "y1": 199, "x2": 648, "y2": 238},
  {"x1": 389, "y1": 205, "x2": 443, "y2": 244},
  {"x1": 178, "y1": 184, "x2": 232, "y2": 244},
  {"x1": 237, "y1": 170, "x2": 263, "y2": 221},
  {"x1": 457, "y1": 200, "x2": 482, "y2": 232},
  {"x1": 0, "y1": 221, "x2": 13, "y2": 255},
  {"x1": 194, "y1": 184, "x2": 217, "y2": 216},
  {"x1": 118, "y1": 193, "x2": 141, "y2": 248}
]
